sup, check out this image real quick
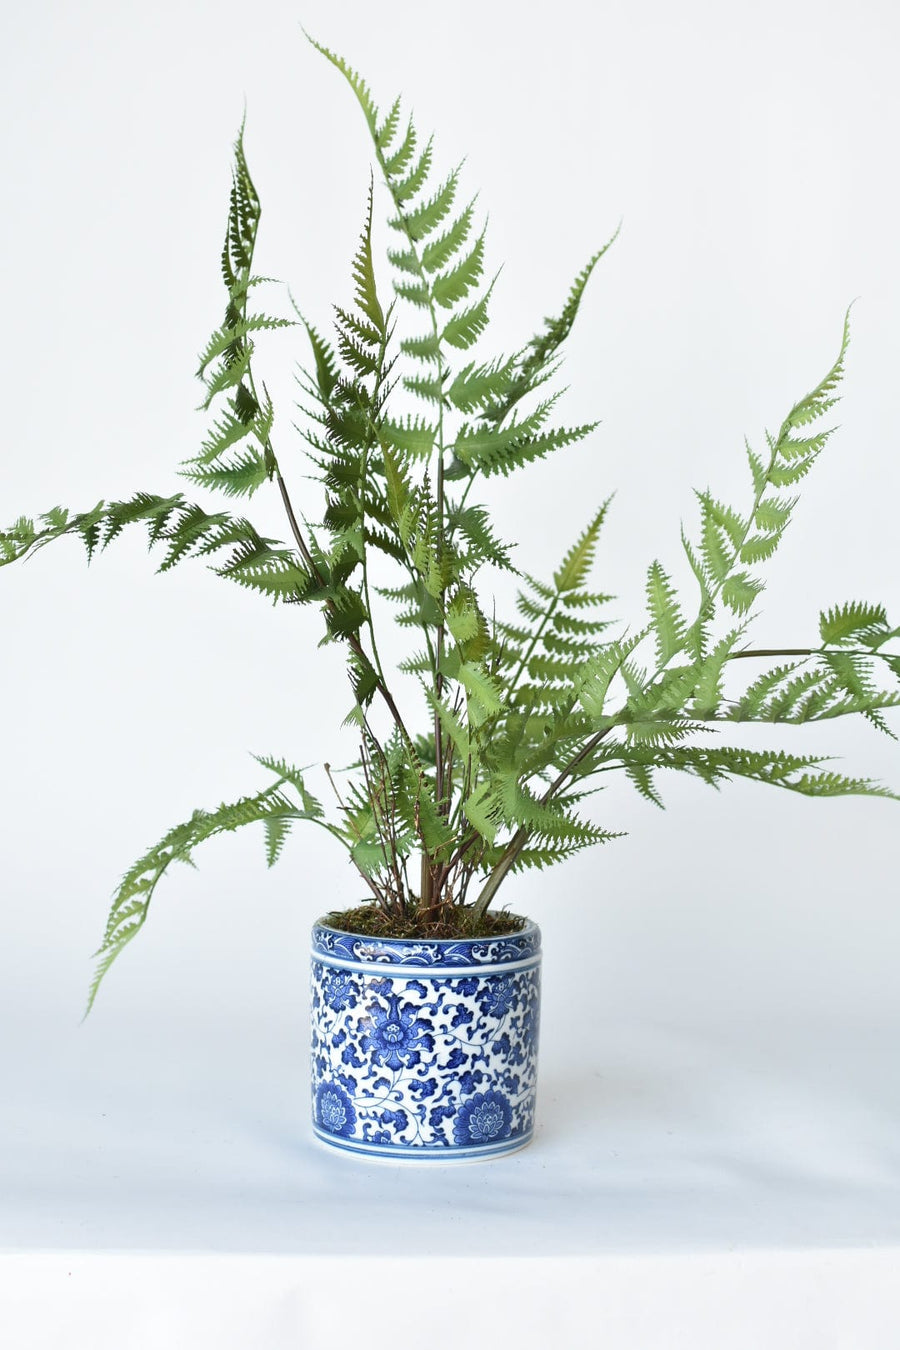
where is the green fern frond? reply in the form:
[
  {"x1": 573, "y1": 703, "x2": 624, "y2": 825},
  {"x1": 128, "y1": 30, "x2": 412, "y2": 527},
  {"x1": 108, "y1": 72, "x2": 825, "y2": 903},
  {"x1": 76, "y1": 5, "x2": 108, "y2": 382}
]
[
  {"x1": 458, "y1": 659, "x2": 503, "y2": 725},
  {"x1": 691, "y1": 628, "x2": 747, "y2": 717},
  {"x1": 383, "y1": 119, "x2": 417, "y2": 178},
  {"x1": 400, "y1": 332, "x2": 441, "y2": 363},
  {"x1": 432, "y1": 232, "x2": 486, "y2": 309},
  {"x1": 554, "y1": 499, "x2": 612, "y2": 593},
  {"x1": 392, "y1": 167, "x2": 460, "y2": 241},
  {"x1": 85, "y1": 771, "x2": 325, "y2": 1015},
  {"x1": 728, "y1": 661, "x2": 806, "y2": 720},
  {"x1": 298, "y1": 317, "x2": 340, "y2": 402},
  {"x1": 483, "y1": 229, "x2": 618, "y2": 426},
  {"x1": 394, "y1": 280, "x2": 432, "y2": 308},
  {"x1": 753, "y1": 496, "x2": 796, "y2": 532},
  {"x1": 252, "y1": 755, "x2": 323, "y2": 815},
  {"x1": 763, "y1": 668, "x2": 831, "y2": 721},
  {"x1": 820, "y1": 601, "x2": 889, "y2": 646},
  {"x1": 646, "y1": 560, "x2": 686, "y2": 665},
  {"x1": 402, "y1": 373, "x2": 445, "y2": 405},
  {"x1": 465, "y1": 419, "x2": 598, "y2": 478},
  {"x1": 447, "y1": 503, "x2": 514, "y2": 571},
  {"x1": 721, "y1": 570, "x2": 764, "y2": 615},
  {"x1": 739, "y1": 532, "x2": 781, "y2": 565},
  {"x1": 785, "y1": 308, "x2": 851, "y2": 429},
  {"x1": 182, "y1": 447, "x2": 268, "y2": 498},
  {"x1": 351, "y1": 180, "x2": 386, "y2": 332},
  {"x1": 578, "y1": 632, "x2": 649, "y2": 721},
  {"x1": 197, "y1": 315, "x2": 292, "y2": 379},
  {"x1": 446, "y1": 355, "x2": 517, "y2": 413},
  {"x1": 626, "y1": 762, "x2": 665, "y2": 807},
  {"x1": 422, "y1": 202, "x2": 476, "y2": 273},
  {"x1": 304, "y1": 32, "x2": 380, "y2": 137},
  {"x1": 441, "y1": 285, "x2": 495, "y2": 351},
  {"x1": 391, "y1": 137, "x2": 434, "y2": 206}
]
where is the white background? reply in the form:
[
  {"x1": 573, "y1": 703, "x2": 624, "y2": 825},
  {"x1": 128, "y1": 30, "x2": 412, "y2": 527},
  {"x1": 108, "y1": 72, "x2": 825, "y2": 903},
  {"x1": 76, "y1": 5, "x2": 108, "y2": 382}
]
[{"x1": 1, "y1": 0, "x2": 900, "y2": 1338}]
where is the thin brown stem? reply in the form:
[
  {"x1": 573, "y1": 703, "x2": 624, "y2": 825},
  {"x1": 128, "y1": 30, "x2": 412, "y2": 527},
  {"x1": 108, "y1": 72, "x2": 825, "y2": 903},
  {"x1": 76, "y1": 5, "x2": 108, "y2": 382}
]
[
  {"x1": 728, "y1": 647, "x2": 815, "y2": 660},
  {"x1": 470, "y1": 724, "x2": 615, "y2": 920},
  {"x1": 274, "y1": 466, "x2": 415, "y2": 754},
  {"x1": 359, "y1": 738, "x2": 402, "y2": 916},
  {"x1": 323, "y1": 761, "x2": 382, "y2": 904}
]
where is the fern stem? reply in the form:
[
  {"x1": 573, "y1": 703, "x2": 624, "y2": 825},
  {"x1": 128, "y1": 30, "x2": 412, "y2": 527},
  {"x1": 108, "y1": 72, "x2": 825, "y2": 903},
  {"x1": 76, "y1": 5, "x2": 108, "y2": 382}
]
[
  {"x1": 359, "y1": 736, "x2": 404, "y2": 914},
  {"x1": 274, "y1": 461, "x2": 414, "y2": 756},
  {"x1": 368, "y1": 129, "x2": 452, "y2": 908},
  {"x1": 508, "y1": 592, "x2": 561, "y2": 697},
  {"x1": 324, "y1": 761, "x2": 385, "y2": 904},
  {"x1": 728, "y1": 647, "x2": 814, "y2": 659},
  {"x1": 470, "y1": 724, "x2": 615, "y2": 920}
]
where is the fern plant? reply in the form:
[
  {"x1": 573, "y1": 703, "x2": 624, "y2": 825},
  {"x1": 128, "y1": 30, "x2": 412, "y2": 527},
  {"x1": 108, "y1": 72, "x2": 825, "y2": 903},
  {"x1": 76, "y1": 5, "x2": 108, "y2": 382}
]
[{"x1": 3, "y1": 36, "x2": 898, "y2": 1016}]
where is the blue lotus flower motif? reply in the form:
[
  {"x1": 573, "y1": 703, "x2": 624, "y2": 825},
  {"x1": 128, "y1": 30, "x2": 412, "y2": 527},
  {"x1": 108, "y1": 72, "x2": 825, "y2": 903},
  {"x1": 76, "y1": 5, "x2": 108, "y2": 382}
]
[
  {"x1": 323, "y1": 969, "x2": 358, "y2": 1012},
  {"x1": 453, "y1": 1089, "x2": 512, "y2": 1145},
  {"x1": 315, "y1": 1081, "x2": 357, "y2": 1137},
  {"x1": 478, "y1": 976, "x2": 517, "y2": 1019},
  {"x1": 360, "y1": 993, "x2": 433, "y2": 1071}
]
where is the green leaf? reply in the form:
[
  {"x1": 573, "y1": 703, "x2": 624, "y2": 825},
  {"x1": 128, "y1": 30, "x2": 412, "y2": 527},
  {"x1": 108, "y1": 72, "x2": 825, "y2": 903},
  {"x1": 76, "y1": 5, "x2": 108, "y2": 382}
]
[
  {"x1": 442, "y1": 288, "x2": 493, "y2": 350},
  {"x1": 463, "y1": 781, "x2": 501, "y2": 843},
  {"x1": 691, "y1": 629, "x2": 746, "y2": 717},
  {"x1": 400, "y1": 332, "x2": 441, "y2": 363},
  {"x1": 432, "y1": 233, "x2": 486, "y2": 309},
  {"x1": 458, "y1": 660, "x2": 502, "y2": 723},
  {"x1": 403, "y1": 374, "x2": 444, "y2": 405},
  {"x1": 381, "y1": 443, "x2": 412, "y2": 530},
  {"x1": 387, "y1": 245, "x2": 420, "y2": 275},
  {"x1": 485, "y1": 230, "x2": 618, "y2": 427},
  {"x1": 392, "y1": 138, "x2": 434, "y2": 206},
  {"x1": 645, "y1": 560, "x2": 685, "y2": 665},
  {"x1": 446, "y1": 356, "x2": 516, "y2": 413},
  {"x1": 447, "y1": 589, "x2": 481, "y2": 643},
  {"x1": 85, "y1": 774, "x2": 314, "y2": 1015},
  {"x1": 383, "y1": 119, "x2": 417, "y2": 178},
  {"x1": 306, "y1": 33, "x2": 380, "y2": 137},
  {"x1": 785, "y1": 308, "x2": 850, "y2": 430},
  {"x1": 300, "y1": 318, "x2": 339, "y2": 402},
  {"x1": 820, "y1": 601, "x2": 888, "y2": 646},
  {"x1": 197, "y1": 315, "x2": 292, "y2": 378},
  {"x1": 380, "y1": 416, "x2": 437, "y2": 458},
  {"x1": 721, "y1": 570, "x2": 764, "y2": 615},
  {"x1": 754, "y1": 496, "x2": 796, "y2": 531},
  {"x1": 394, "y1": 168, "x2": 459, "y2": 241},
  {"x1": 578, "y1": 633, "x2": 647, "y2": 720},
  {"x1": 626, "y1": 763, "x2": 665, "y2": 808},
  {"x1": 769, "y1": 456, "x2": 818, "y2": 488},
  {"x1": 182, "y1": 448, "x2": 268, "y2": 498},
  {"x1": 422, "y1": 202, "x2": 476, "y2": 273},
  {"x1": 739, "y1": 533, "x2": 781, "y2": 565},
  {"x1": 554, "y1": 499, "x2": 612, "y2": 593},
  {"x1": 395, "y1": 280, "x2": 432, "y2": 308},
  {"x1": 746, "y1": 441, "x2": 767, "y2": 496},
  {"x1": 351, "y1": 181, "x2": 385, "y2": 331}
]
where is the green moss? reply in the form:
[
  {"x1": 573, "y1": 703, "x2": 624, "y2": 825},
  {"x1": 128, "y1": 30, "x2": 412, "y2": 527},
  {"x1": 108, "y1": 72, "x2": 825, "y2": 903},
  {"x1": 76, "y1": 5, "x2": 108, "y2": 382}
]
[{"x1": 321, "y1": 904, "x2": 526, "y2": 941}]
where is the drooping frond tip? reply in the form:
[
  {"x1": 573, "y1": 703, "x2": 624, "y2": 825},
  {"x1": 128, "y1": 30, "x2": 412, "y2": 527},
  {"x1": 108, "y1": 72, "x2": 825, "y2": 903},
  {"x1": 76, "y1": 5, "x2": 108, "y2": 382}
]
[{"x1": 303, "y1": 29, "x2": 380, "y2": 136}]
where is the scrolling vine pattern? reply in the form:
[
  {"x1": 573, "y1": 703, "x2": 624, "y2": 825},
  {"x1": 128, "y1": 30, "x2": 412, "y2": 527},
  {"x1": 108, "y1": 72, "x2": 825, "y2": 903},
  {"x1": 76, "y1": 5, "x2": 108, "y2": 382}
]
[{"x1": 311, "y1": 959, "x2": 541, "y2": 1152}]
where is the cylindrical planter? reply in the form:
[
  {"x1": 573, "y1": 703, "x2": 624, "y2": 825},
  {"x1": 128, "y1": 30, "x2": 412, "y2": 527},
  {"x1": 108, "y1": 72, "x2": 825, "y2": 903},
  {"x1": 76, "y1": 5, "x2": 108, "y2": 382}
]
[{"x1": 310, "y1": 918, "x2": 541, "y2": 1160}]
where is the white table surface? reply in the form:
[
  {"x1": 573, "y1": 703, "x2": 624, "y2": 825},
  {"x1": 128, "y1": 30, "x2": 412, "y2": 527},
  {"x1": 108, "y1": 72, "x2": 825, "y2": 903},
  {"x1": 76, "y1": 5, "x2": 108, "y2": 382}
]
[{"x1": 2, "y1": 1000, "x2": 900, "y2": 1347}]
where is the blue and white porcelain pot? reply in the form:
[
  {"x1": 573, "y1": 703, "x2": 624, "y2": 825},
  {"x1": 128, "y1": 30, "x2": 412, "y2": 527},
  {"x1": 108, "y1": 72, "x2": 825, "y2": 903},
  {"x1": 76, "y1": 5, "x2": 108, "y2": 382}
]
[{"x1": 310, "y1": 918, "x2": 542, "y2": 1160}]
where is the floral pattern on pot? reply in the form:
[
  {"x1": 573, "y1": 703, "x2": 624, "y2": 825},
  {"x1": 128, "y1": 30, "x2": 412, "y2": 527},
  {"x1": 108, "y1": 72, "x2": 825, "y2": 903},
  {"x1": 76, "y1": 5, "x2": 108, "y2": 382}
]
[{"x1": 310, "y1": 919, "x2": 541, "y2": 1160}]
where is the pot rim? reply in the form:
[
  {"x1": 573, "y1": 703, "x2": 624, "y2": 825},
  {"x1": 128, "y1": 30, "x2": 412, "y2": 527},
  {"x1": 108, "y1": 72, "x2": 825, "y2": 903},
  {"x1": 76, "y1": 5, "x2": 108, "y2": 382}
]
[{"x1": 312, "y1": 912, "x2": 538, "y2": 943}]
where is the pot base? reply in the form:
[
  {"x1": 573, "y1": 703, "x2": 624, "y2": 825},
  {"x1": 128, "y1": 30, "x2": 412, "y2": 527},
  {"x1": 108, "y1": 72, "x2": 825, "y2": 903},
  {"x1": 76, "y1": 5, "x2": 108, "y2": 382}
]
[{"x1": 312, "y1": 1127, "x2": 534, "y2": 1163}]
